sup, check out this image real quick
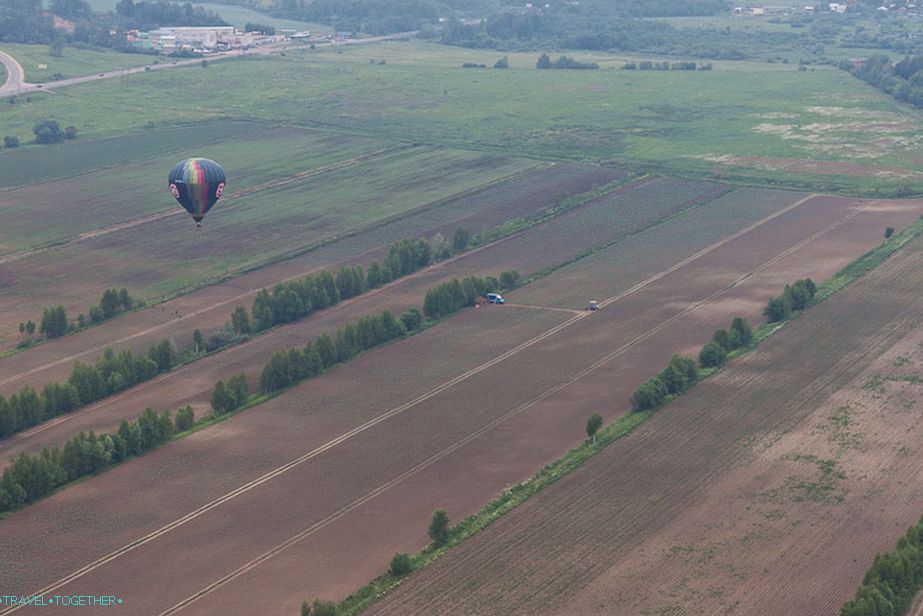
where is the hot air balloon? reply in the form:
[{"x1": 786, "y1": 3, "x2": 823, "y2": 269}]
[{"x1": 168, "y1": 158, "x2": 226, "y2": 228}]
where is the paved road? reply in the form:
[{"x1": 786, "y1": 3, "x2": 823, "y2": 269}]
[
  {"x1": 0, "y1": 33, "x2": 413, "y2": 100},
  {"x1": 0, "y1": 49, "x2": 26, "y2": 97}
]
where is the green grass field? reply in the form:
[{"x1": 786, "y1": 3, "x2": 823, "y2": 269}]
[
  {"x1": 131, "y1": 147, "x2": 539, "y2": 298},
  {"x1": 0, "y1": 42, "x2": 156, "y2": 82},
  {"x1": 0, "y1": 126, "x2": 393, "y2": 252},
  {"x1": 0, "y1": 120, "x2": 269, "y2": 188},
  {"x1": 1, "y1": 40, "x2": 921, "y2": 195}
]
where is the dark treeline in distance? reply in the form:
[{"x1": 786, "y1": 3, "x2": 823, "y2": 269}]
[
  {"x1": 845, "y1": 54, "x2": 923, "y2": 109},
  {"x1": 536, "y1": 53, "x2": 598, "y2": 70},
  {"x1": 0, "y1": 0, "x2": 226, "y2": 49}
]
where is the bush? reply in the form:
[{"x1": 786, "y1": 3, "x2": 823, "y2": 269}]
[
  {"x1": 764, "y1": 278, "x2": 816, "y2": 322},
  {"x1": 428, "y1": 509, "x2": 450, "y2": 547},
  {"x1": 500, "y1": 270, "x2": 521, "y2": 289},
  {"x1": 631, "y1": 377, "x2": 667, "y2": 411},
  {"x1": 452, "y1": 227, "x2": 471, "y2": 252},
  {"x1": 3, "y1": 136, "x2": 19, "y2": 148},
  {"x1": 389, "y1": 552, "x2": 413, "y2": 576},
  {"x1": 763, "y1": 296, "x2": 791, "y2": 323},
  {"x1": 698, "y1": 341, "x2": 727, "y2": 368},
  {"x1": 585, "y1": 413, "x2": 602, "y2": 442},
  {"x1": 729, "y1": 316, "x2": 753, "y2": 349},
  {"x1": 711, "y1": 328, "x2": 732, "y2": 352},
  {"x1": 658, "y1": 355, "x2": 697, "y2": 395},
  {"x1": 174, "y1": 406, "x2": 195, "y2": 432},
  {"x1": 311, "y1": 600, "x2": 336, "y2": 616},
  {"x1": 40, "y1": 305, "x2": 68, "y2": 338},
  {"x1": 33, "y1": 119, "x2": 67, "y2": 144},
  {"x1": 494, "y1": 56, "x2": 509, "y2": 68},
  {"x1": 400, "y1": 308, "x2": 422, "y2": 332}
]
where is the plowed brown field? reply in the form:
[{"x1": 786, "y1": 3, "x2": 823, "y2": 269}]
[
  {"x1": 0, "y1": 176, "x2": 725, "y2": 462},
  {"x1": 365, "y1": 224, "x2": 923, "y2": 616},
  {"x1": 0, "y1": 162, "x2": 626, "y2": 389},
  {"x1": 0, "y1": 186, "x2": 920, "y2": 615}
]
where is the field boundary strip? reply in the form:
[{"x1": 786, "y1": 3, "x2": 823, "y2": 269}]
[
  {"x1": 0, "y1": 160, "x2": 553, "y2": 390},
  {"x1": 0, "y1": 189, "x2": 828, "y2": 613},
  {"x1": 151, "y1": 195, "x2": 878, "y2": 614},
  {"x1": 0, "y1": 144, "x2": 420, "y2": 266}
]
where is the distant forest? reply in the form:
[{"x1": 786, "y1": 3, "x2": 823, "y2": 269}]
[
  {"x1": 0, "y1": 0, "x2": 227, "y2": 48},
  {"x1": 846, "y1": 54, "x2": 923, "y2": 108},
  {"x1": 8, "y1": 0, "x2": 923, "y2": 63}
]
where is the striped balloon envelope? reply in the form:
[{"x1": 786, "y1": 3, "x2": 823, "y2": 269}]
[{"x1": 168, "y1": 158, "x2": 226, "y2": 227}]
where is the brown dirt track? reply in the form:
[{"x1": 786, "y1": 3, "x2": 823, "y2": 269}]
[
  {"x1": 0, "y1": 189, "x2": 920, "y2": 615},
  {"x1": 364, "y1": 234, "x2": 923, "y2": 616}
]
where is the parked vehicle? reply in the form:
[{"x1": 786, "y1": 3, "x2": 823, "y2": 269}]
[
  {"x1": 587, "y1": 300, "x2": 599, "y2": 311},
  {"x1": 486, "y1": 293, "x2": 505, "y2": 305}
]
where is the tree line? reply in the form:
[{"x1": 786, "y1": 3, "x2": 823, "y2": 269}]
[
  {"x1": 631, "y1": 316, "x2": 753, "y2": 411},
  {"x1": 0, "y1": 338, "x2": 175, "y2": 439},
  {"x1": 763, "y1": 278, "x2": 816, "y2": 323},
  {"x1": 0, "y1": 405, "x2": 192, "y2": 512},
  {"x1": 841, "y1": 514, "x2": 923, "y2": 616},
  {"x1": 435, "y1": 0, "x2": 794, "y2": 61},
  {"x1": 0, "y1": 263, "x2": 510, "y2": 515},
  {"x1": 844, "y1": 54, "x2": 923, "y2": 110},
  {"x1": 18, "y1": 287, "x2": 135, "y2": 345},
  {"x1": 255, "y1": 309, "x2": 416, "y2": 397},
  {"x1": 32, "y1": 119, "x2": 77, "y2": 145},
  {"x1": 631, "y1": 278, "x2": 817, "y2": 413},
  {"x1": 0, "y1": 0, "x2": 228, "y2": 48},
  {"x1": 276, "y1": 0, "x2": 439, "y2": 36},
  {"x1": 622, "y1": 61, "x2": 712, "y2": 71},
  {"x1": 536, "y1": 53, "x2": 598, "y2": 70},
  {"x1": 234, "y1": 234, "x2": 466, "y2": 336},
  {"x1": 236, "y1": 267, "x2": 515, "y2": 406},
  {"x1": 423, "y1": 270, "x2": 519, "y2": 320}
]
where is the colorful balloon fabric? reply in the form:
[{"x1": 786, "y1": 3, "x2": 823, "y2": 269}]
[{"x1": 168, "y1": 158, "x2": 226, "y2": 226}]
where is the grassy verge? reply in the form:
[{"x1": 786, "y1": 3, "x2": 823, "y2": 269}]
[{"x1": 814, "y1": 216, "x2": 923, "y2": 303}]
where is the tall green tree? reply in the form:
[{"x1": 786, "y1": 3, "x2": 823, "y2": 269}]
[
  {"x1": 586, "y1": 413, "x2": 602, "y2": 443},
  {"x1": 428, "y1": 509, "x2": 450, "y2": 547}
]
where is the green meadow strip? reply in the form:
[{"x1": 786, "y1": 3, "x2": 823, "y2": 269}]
[{"x1": 814, "y1": 216, "x2": 923, "y2": 304}]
